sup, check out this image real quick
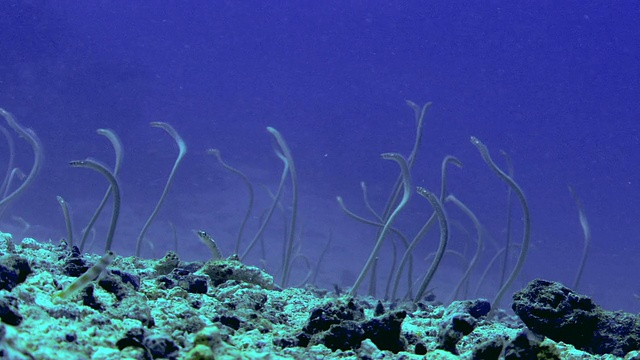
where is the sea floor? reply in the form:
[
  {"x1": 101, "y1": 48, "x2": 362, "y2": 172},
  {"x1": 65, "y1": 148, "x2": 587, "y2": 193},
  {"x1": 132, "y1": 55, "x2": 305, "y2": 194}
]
[{"x1": 0, "y1": 232, "x2": 634, "y2": 359}]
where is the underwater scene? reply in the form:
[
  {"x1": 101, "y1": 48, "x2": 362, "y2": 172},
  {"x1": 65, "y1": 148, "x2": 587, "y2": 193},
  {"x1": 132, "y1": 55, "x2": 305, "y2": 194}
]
[{"x1": 0, "y1": 1, "x2": 639, "y2": 359}]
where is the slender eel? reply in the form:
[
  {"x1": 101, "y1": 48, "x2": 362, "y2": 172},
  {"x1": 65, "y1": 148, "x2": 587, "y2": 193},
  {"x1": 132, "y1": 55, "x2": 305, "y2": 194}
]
[
  {"x1": 195, "y1": 230, "x2": 224, "y2": 260},
  {"x1": 0, "y1": 109, "x2": 44, "y2": 209},
  {"x1": 336, "y1": 196, "x2": 409, "y2": 248},
  {"x1": 391, "y1": 155, "x2": 461, "y2": 300},
  {"x1": 380, "y1": 101, "x2": 431, "y2": 220},
  {"x1": 499, "y1": 149, "x2": 515, "y2": 289},
  {"x1": 135, "y1": 122, "x2": 187, "y2": 257},
  {"x1": 266, "y1": 127, "x2": 298, "y2": 288},
  {"x1": 70, "y1": 159, "x2": 121, "y2": 253},
  {"x1": 470, "y1": 136, "x2": 530, "y2": 317},
  {"x1": 57, "y1": 196, "x2": 74, "y2": 248},
  {"x1": 80, "y1": 129, "x2": 124, "y2": 252},
  {"x1": 0, "y1": 125, "x2": 15, "y2": 196},
  {"x1": 350, "y1": 153, "x2": 412, "y2": 297},
  {"x1": 414, "y1": 187, "x2": 449, "y2": 302},
  {"x1": 569, "y1": 185, "x2": 590, "y2": 290},
  {"x1": 446, "y1": 195, "x2": 482, "y2": 302},
  {"x1": 241, "y1": 151, "x2": 288, "y2": 261},
  {"x1": 207, "y1": 149, "x2": 254, "y2": 255}
]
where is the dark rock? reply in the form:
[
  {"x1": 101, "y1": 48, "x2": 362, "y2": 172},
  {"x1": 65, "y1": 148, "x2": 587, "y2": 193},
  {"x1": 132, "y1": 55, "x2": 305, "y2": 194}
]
[
  {"x1": 467, "y1": 299, "x2": 491, "y2": 318},
  {"x1": 472, "y1": 337, "x2": 505, "y2": 360},
  {"x1": 156, "y1": 268, "x2": 208, "y2": 294},
  {"x1": 362, "y1": 310, "x2": 406, "y2": 353},
  {"x1": 215, "y1": 315, "x2": 241, "y2": 331},
  {"x1": 299, "y1": 299, "x2": 407, "y2": 353},
  {"x1": 110, "y1": 269, "x2": 140, "y2": 291},
  {"x1": 143, "y1": 334, "x2": 179, "y2": 359},
  {"x1": 322, "y1": 320, "x2": 365, "y2": 351},
  {"x1": 81, "y1": 285, "x2": 104, "y2": 311},
  {"x1": 249, "y1": 293, "x2": 268, "y2": 311},
  {"x1": 65, "y1": 333, "x2": 77, "y2": 342},
  {"x1": 190, "y1": 299, "x2": 203, "y2": 309},
  {"x1": 374, "y1": 301, "x2": 385, "y2": 316},
  {"x1": 303, "y1": 299, "x2": 365, "y2": 335},
  {"x1": 295, "y1": 332, "x2": 311, "y2": 347},
  {"x1": 0, "y1": 264, "x2": 20, "y2": 292},
  {"x1": 447, "y1": 298, "x2": 491, "y2": 319},
  {"x1": 503, "y1": 329, "x2": 561, "y2": 360},
  {"x1": 437, "y1": 313, "x2": 476, "y2": 354},
  {"x1": 512, "y1": 278, "x2": 640, "y2": 357},
  {"x1": 436, "y1": 299, "x2": 488, "y2": 355},
  {"x1": 125, "y1": 327, "x2": 147, "y2": 343},
  {"x1": 98, "y1": 272, "x2": 134, "y2": 301},
  {"x1": 0, "y1": 295, "x2": 22, "y2": 325},
  {"x1": 184, "y1": 275, "x2": 208, "y2": 294},
  {"x1": 156, "y1": 275, "x2": 175, "y2": 289},
  {"x1": 61, "y1": 247, "x2": 89, "y2": 277},
  {"x1": 0, "y1": 255, "x2": 32, "y2": 291},
  {"x1": 116, "y1": 337, "x2": 153, "y2": 360},
  {"x1": 92, "y1": 270, "x2": 139, "y2": 301}
]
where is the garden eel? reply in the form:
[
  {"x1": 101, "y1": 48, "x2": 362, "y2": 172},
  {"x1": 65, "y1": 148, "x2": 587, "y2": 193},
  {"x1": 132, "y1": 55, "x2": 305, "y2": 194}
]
[
  {"x1": 569, "y1": 185, "x2": 590, "y2": 290},
  {"x1": 350, "y1": 152, "x2": 411, "y2": 297},
  {"x1": 79, "y1": 129, "x2": 123, "y2": 252},
  {"x1": 0, "y1": 108, "x2": 43, "y2": 210},
  {"x1": 391, "y1": 155, "x2": 461, "y2": 301},
  {"x1": 414, "y1": 187, "x2": 448, "y2": 302},
  {"x1": 70, "y1": 159, "x2": 121, "y2": 253},
  {"x1": 207, "y1": 149, "x2": 255, "y2": 256},
  {"x1": 470, "y1": 136, "x2": 530, "y2": 317},
  {"x1": 445, "y1": 194, "x2": 482, "y2": 303},
  {"x1": 135, "y1": 122, "x2": 187, "y2": 257},
  {"x1": 266, "y1": 127, "x2": 298, "y2": 288},
  {"x1": 240, "y1": 151, "x2": 288, "y2": 261},
  {"x1": 195, "y1": 230, "x2": 224, "y2": 260},
  {"x1": 57, "y1": 196, "x2": 74, "y2": 248}
]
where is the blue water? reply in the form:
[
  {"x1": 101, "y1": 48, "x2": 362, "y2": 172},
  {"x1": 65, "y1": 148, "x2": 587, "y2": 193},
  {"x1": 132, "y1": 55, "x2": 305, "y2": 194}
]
[{"x1": 1, "y1": 1, "x2": 638, "y2": 312}]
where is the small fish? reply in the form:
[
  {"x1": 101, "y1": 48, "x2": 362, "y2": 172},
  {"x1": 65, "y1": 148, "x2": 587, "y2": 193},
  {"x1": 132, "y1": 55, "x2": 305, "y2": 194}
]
[{"x1": 53, "y1": 251, "x2": 115, "y2": 300}]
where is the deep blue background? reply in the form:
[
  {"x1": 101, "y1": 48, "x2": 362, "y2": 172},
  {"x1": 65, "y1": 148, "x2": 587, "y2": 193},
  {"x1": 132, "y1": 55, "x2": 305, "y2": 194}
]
[{"x1": 1, "y1": 1, "x2": 638, "y2": 311}]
